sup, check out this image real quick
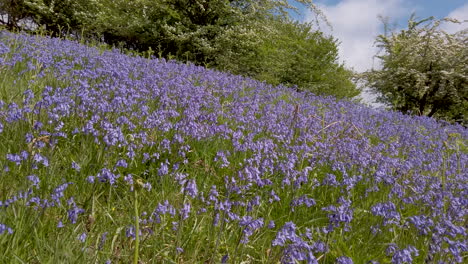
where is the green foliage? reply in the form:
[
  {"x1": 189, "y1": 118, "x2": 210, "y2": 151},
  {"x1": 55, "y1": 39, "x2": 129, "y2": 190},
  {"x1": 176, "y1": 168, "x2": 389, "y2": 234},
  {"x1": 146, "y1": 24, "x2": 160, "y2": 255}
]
[
  {"x1": 0, "y1": 0, "x2": 97, "y2": 35},
  {"x1": 361, "y1": 16, "x2": 468, "y2": 124},
  {"x1": 255, "y1": 19, "x2": 358, "y2": 98}
]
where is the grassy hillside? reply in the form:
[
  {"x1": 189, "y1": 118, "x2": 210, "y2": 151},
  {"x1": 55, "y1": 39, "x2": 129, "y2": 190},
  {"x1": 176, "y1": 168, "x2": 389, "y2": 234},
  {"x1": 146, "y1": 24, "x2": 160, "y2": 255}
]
[{"x1": 0, "y1": 31, "x2": 467, "y2": 263}]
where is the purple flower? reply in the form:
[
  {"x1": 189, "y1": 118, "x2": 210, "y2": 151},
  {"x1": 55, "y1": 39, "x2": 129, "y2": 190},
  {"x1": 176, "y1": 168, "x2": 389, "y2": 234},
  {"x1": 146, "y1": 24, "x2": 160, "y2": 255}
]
[
  {"x1": 33, "y1": 153, "x2": 49, "y2": 167},
  {"x1": 272, "y1": 222, "x2": 317, "y2": 263},
  {"x1": 290, "y1": 195, "x2": 316, "y2": 211},
  {"x1": 27, "y1": 175, "x2": 40, "y2": 188},
  {"x1": 268, "y1": 220, "x2": 276, "y2": 229},
  {"x1": 78, "y1": 232, "x2": 87, "y2": 243},
  {"x1": 386, "y1": 243, "x2": 399, "y2": 256},
  {"x1": 214, "y1": 151, "x2": 230, "y2": 168},
  {"x1": 0, "y1": 223, "x2": 13, "y2": 235},
  {"x1": 158, "y1": 161, "x2": 169, "y2": 176},
  {"x1": 87, "y1": 176, "x2": 95, "y2": 183},
  {"x1": 67, "y1": 197, "x2": 85, "y2": 224},
  {"x1": 50, "y1": 182, "x2": 72, "y2": 206},
  {"x1": 99, "y1": 232, "x2": 108, "y2": 250},
  {"x1": 391, "y1": 245, "x2": 419, "y2": 264},
  {"x1": 115, "y1": 159, "x2": 128, "y2": 168},
  {"x1": 407, "y1": 215, "x2": 433, "y2": 235},
  {"x1": 208, "y1": 185, "x2": 219, "y2": 203},
  {"x1": 126, "y1": 225, "x2": 141, "y2": 239},
  {"x1": 20, "y1": 150, "x2": 29, "y2": 160},
  {"x1": 71, "y1": 162, "x2": 81, "y2": 171},
  {"x1": 97, "y1": 168, "x2": 118, "y2": 185},
  {"x1": 322, "y1": 197, "x2": 354, "y2": 232},
  {"x1": 371, "y1": 202, "x2": 400, "y2": 226},
  {"x1": 6, "y1": 153, "x2": 21, "y2": 165},
  {"x1": 269, "y1": 190, "x2": 281, "y2": 203},
  {"x1": 239, "y1": 216, "x2": 264, "y2": 244},
  {"x1": 336, "y1": 256, "x2": 353, "y2": 264},
  {"x1": 180, "y1": 203, "x2": 191, "y2": 220},
  {"x1": 143, "y1": 182, "x2": 152, "y2": 191},
  {"x1": 221, "y1": 254, "x2": 229, "y2": 263},
  {"x1": 182, "y1": 179, "x2": 198, "y2": 198}
]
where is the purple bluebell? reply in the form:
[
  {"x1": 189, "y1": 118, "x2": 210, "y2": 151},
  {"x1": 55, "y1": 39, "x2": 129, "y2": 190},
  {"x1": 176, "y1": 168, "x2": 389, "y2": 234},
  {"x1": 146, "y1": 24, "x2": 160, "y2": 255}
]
[
  {"x1": 182, "y1": 179, "x2": 198, "y2": 198},
  {"x1": 33, "y1": 153, "x2": 49, "y2": 167},
  {"x1": 0, "y1": 223, "x2": 13, "y2": 235},
  {"x1": 371, "y1": 201, "x2": 401, "y2": 226},
  {"x1": 97, "y1": 168, "x2": 118, "y2": 185},
  {"x1": 239, "y1": 216, "x2": 264, "y2": 244},
  {"x1": 6, "y1": 153, "x2": 21, "y2": 165},
  {"x1": 336, "y1": 256, "x2": 353, "y2": 264},
  {"x1": 78, "y1": 232, "x2": 87, "y2": 243},
  {"x1": 27, "y1": 175, "x2": 40, "y2": 188},
  {"x1": 180, "y1": 203, "x2": 191, "y2": 220},
  {"x1": 71, "y1": 162, "x2": 81, "y2": 171},
  {"x1": 391, "y1": 245, "x2": 419, "y2": 264}
]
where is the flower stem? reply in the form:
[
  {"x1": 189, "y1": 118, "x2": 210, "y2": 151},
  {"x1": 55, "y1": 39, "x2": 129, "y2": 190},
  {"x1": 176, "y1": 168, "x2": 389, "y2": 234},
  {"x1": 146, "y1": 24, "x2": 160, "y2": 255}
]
[{"x1": 133, "y1": 188, "x2": 140, "y2": 264}]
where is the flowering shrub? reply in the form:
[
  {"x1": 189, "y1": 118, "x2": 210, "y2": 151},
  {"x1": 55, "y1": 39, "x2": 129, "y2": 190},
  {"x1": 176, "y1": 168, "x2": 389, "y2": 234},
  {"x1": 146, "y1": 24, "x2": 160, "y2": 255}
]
[{"x1": 0, "y1": 31, "x2": 466, "y2": 263}]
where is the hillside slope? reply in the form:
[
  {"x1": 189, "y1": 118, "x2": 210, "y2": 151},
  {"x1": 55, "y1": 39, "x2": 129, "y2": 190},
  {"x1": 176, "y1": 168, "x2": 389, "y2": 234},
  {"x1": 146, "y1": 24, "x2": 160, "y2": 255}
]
[{"x1": 0, "y1": 31, "x2": 467, "y2": 263}]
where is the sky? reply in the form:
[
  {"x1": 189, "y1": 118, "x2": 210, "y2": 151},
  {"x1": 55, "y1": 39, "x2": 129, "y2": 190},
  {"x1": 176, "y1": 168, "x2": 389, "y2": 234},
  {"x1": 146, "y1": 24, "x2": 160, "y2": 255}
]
[
  {"x1": 296, "y1": 0, "x2": 468, "y2": 73},
  {"x1": 291, "y1": 0, "x2": 467, "y2": 106}
]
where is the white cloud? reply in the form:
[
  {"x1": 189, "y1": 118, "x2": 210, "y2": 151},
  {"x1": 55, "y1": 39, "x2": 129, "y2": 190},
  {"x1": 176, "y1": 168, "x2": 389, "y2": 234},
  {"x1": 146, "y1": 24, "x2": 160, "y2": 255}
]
[
  {"x1": 441, "y1": 3, "x2": 468, "y2": 33},
  {"x1": 308, "y1": 0, "x2": 411, "y2": 72}
]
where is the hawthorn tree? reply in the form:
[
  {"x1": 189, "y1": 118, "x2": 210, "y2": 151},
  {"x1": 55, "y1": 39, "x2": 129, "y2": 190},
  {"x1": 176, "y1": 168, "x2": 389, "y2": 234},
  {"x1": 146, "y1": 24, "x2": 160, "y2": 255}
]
[{"x1": 362, "y1": 16, "x2": 468, "y2": 124}]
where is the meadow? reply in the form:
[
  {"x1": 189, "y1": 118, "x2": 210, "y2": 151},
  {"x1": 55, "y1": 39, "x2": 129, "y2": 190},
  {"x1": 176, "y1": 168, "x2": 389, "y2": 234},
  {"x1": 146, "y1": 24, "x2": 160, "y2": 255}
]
[{"x1": 0, "y1": 31, "x2": 467, "y2": 263}]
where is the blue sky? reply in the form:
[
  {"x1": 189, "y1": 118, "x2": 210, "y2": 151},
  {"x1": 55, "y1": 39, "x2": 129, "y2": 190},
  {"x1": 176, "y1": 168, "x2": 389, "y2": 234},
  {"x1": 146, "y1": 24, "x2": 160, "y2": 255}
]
[{"x1": 292, "y1": 0, "x2": 468, "y2": 72}]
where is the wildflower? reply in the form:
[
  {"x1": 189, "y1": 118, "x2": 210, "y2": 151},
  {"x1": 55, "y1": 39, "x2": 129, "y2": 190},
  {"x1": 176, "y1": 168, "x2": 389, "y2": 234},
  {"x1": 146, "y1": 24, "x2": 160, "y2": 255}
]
[
  {"x1": 221, "y1": 254, "x2": 229, "y2": 263},
  {"x1": 126, "y1": 225, "x2": 141, "y2": 239},
  {"x1": 336, "y1": 256, "x2": 353, "y2": 264},
  {"x1": 27, "y1": 175, "x2": 40, "y2": 188},
  {"x1": 143, "y1": 182, "x2": 152, "y2": 191},
  {"x1": 98, "y1": 232, "x2": 108, "y2": 250},
  {"x1": 239, "y1": 216, "x2": 264, "y2": 244},
  {"x1": 67, "y1": 197, "x2": 85, "y2": 224},
  {"x1": 180, "y1": 203, "x2": 191, "y2": 220},
  {"x1": 115, "y1": 159, "x2": 128, "y2": 168},
  {"x1": 268, "y1": 220, "x2": 276, "y2": 229},
  {"x1": 6, "y1": 153, "x2": 21, "y2": 165},
  {"x1": 33, "y1": 153, "x2": 49, "y2": 167},
  {"x1": 97, "y1": 168, "x2": 118, "y2": 185},
  {"x1": 290, "y1": 195, "x2": 316, "y2": 211},
  {"x1": 182, "y1": 179, "x2": 197, "y2": 198},
  {"x1": 0, "y1": 223, "x2": 13, "y2": 235},
  {"x1": 78, "y1": 232, "x2": 87, "y2": 243},
  {"x1": 371, "y1": 202, "x2": 400, "y2": 226},
  {"x1": 71, "y1": 162, "x2": 81, "y2": 171},
  {"x1": 392, "y1": 245, "x2": 419, "y2": 264},
  {"x1": 87, "y1": 176, "x2": 95, "y2": 183}
]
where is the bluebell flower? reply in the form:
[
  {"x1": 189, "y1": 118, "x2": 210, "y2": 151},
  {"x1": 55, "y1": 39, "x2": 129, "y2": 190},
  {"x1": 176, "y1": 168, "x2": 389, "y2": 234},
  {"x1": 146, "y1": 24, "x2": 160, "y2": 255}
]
[
  {"x1": 391, "y1": 245, "x2": 419, "y2": 264},
  {"x1": 6, "y1": 153, "x2": 21, "y2": 165},
  {"x1": 336, "y1": 256, "x2": 353, "y2": 264},
  {"x1": 33, "y1": 153, "x2": 49, "y2": 167},
  {"x1": 78, "y1": 232, "x2": 87, "y2": 243},
  {"x1": 0, "y1": 223, "x2": 13, "y2": 235},
  {"x1": 115, "y1": 159, "x2": 128, "y2": 168},
  {"x1": 182, "y1": 179, "x2": 198, "y2": 198},
  {"x1": 71, "y1": 162, "x2": 81, "y2": 171},
  {"x1": 27, "y1": 175, "x2": 40, "y2": 188}
]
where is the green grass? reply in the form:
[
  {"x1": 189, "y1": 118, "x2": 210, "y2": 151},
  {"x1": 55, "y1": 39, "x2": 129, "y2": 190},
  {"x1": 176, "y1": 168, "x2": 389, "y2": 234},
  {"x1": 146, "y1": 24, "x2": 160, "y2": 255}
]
[{"x1": 0, "y1": 31, "x2": 467, "y2": 263}]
